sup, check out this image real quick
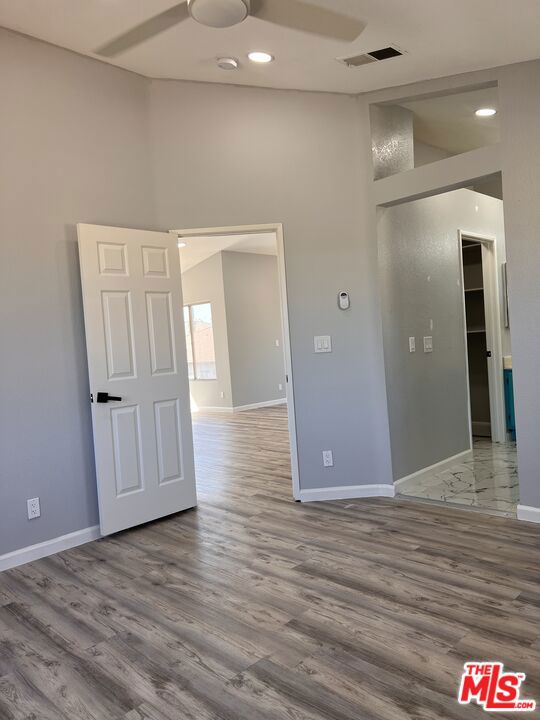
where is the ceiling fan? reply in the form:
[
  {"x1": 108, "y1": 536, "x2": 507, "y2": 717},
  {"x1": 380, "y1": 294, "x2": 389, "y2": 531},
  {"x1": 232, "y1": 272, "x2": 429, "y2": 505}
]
[{"x1": 95, "y1": 0, "x2": 365, "y2": 57}]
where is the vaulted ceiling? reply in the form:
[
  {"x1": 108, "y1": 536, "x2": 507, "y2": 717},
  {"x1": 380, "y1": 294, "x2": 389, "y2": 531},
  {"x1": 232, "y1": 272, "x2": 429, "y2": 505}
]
[
  {"x1": 179, "y1": 232, "x2": 277, "y2": 273},
  {"x1": 1, "y1": 0, "x2": 540, "y2": 94}
]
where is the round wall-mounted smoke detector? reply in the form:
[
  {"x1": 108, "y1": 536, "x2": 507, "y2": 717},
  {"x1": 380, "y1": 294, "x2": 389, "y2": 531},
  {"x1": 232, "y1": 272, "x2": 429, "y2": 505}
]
[
  {"x1": 188, "y1": 0, "x2": 249, "y2": 28},
  {"x1": 217, "y1": 57, "x2": 240, "y2": 70}
]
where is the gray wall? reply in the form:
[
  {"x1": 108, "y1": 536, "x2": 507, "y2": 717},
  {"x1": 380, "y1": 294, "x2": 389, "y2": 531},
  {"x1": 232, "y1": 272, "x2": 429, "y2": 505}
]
[
  {"x1": 378, "y1": 189, "x2": 506, "y2": 481},
  {"x1": 149, "y1": 79, "x2": 394, "y2": 494},
  {"x1": 181, "y1": 253, "x2": 233, "y2": 410},
  {"x1": 499, "y1": 61, "x2": 540, "y2": 508},
  {"x1": 221, "y1": 251, "x2": 286, "y2": 408},
  {"x1": 364, "y1": 61, "x2": 540, "y2": 508},
  {"x1": 0, "y1": 29, "x2": 155, "y2": 554},
  {"x1": 0, "y1": 31, "x2": 394, "y2": 559},
  {"x1": 2, "y1": 28, "x2": 539, "y2": 558}
]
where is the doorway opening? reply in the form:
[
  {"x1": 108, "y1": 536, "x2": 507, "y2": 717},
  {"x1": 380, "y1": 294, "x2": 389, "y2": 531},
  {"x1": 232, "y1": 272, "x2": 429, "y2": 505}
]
[
  {"x1": 171, "y1": 223, "x2": 300, "y2": 503},
  {"x1": 377, "y1": 181, "x2": 519, "y2": 516},
  {"x1": 460, "y1": 232, "x2": 507, "y2": 443}
]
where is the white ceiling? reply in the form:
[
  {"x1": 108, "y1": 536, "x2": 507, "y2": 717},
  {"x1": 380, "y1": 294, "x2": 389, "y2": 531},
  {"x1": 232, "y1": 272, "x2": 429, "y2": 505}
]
[
  {"x1": 179, "y1": 232, "x2": 277, "y2": 273},
  {"x1": 1, "y1": 1, "x2": 540, "y2": 93},
  {"x1": 402, "y1": 86, "x2": 500, "y2": 154}
]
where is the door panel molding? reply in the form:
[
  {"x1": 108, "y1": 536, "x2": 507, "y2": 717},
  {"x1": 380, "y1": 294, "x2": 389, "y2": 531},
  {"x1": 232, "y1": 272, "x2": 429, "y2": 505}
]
[{"x1": 78, "y1": 224, "x2": 197, "y2": 535}]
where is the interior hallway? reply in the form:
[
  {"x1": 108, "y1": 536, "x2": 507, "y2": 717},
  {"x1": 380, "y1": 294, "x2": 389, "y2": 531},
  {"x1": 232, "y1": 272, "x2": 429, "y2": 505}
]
[
  {"x1": 0, "y1": 407, "x2": 538, "y2": 719},
  {"x1": 396, "y1": 439, "x2": 519, "y2": 516}
]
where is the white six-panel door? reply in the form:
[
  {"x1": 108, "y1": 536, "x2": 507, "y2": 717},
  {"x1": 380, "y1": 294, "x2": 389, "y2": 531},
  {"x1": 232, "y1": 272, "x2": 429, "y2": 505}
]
[{"x1": 77, "y1": 224, "x2": 196, "y2": 535}]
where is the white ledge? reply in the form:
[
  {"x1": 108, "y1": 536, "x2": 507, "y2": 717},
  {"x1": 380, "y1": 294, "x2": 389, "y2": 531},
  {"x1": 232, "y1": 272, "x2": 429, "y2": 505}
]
[{"x1": 373, "y1": 144, "x2": 502, "y2": 207}]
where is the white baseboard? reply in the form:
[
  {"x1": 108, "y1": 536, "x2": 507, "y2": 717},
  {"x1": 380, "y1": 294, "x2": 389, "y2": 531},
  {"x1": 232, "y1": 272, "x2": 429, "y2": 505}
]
[
  {"x1": 193, "y1": 399, "x2": 287, "y2": 414},
  {"x1": 0, "y1": 525, "x2": 101, "y2": 572},
  {"x1": 191, "y1": 406, "x2": 234, "y2": 413},
  {"x1": 233, "y1": 398, "x2": 287, "y2": 413},
  {"x1": 517, "y1": 505, "x2": 540, "y2": 524},
  {"x1": 298, "y1": 483, "x2": 395, "y2": 502},
  {"x1": 395, "y1": 449, "x2": 473, "y2": 488}
]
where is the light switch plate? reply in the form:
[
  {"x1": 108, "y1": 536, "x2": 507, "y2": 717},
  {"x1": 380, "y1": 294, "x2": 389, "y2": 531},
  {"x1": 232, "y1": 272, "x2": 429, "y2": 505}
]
[
  {"x1": 409, "y1": 337, "x2": 416, "y2": 353},
  {"x1": 314, "y1": 335, "x2": 332, "y2": 353},
  {"x1": 423, "y1": 336, "x2": 433, "y2": 353}
]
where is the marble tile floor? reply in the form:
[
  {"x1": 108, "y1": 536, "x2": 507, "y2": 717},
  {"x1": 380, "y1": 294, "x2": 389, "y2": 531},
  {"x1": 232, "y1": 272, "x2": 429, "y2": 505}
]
[{"x1": 396, "y1": 438, "x2": 519, "y2": 516}]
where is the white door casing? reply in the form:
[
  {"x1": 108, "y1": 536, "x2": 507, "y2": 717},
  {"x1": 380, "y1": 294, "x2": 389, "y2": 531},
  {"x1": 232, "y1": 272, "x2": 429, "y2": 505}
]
[
  {"x1": 458, "y1": 230, "x2": 506, "y2": 445},
  {"x1": 78, "y1": 224, "x2": 196, "y2": 535},
  {"x1": 480, "y1": 239, "x2": 506, "y2": 443},
  {"x1": 172, "y1": 223, "x2": 301, "y2": 499}
]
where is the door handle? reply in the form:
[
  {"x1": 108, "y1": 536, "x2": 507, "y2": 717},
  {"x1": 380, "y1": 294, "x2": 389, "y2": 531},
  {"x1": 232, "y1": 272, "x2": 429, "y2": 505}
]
[{"x1": 92, "y1": 392, "x2": 123, "y2": 403}]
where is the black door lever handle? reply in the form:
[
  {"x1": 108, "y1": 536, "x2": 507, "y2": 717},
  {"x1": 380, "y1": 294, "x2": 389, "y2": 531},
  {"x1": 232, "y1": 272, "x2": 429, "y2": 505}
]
[{"x1": 93, "y1": 392, "x2": 123, "y2": 403}]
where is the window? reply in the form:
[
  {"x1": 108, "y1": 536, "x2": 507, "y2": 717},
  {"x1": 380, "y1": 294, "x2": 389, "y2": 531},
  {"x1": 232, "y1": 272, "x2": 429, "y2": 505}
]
[{"x1": 183, "y1": 302, "x2": 217, "y2": 380}]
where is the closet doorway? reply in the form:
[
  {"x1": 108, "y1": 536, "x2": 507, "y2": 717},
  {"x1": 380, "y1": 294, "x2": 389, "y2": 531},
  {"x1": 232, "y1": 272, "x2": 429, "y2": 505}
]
[{"x1": 459, "y1": 231, "x2": 507, "y2": 444}]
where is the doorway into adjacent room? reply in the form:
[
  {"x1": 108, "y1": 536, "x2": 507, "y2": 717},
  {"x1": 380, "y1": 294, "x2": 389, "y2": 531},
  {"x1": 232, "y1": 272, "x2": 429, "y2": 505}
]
[
  {"x1": 377, "y1": 182, "x2": 519, "y2": 516},
  {"x1": 173, "y1": 224, "x2": 300, "y2": 504}
]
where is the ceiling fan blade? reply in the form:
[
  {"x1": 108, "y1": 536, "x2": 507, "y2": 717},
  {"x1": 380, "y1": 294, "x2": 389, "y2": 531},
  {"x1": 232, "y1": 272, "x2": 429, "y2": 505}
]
[
  {"x1": 252, "y1": 0, "x2": 364, "y2": 41},
  {"x1": 95, "y1": 2, "x2": 190, "y2": 57}
]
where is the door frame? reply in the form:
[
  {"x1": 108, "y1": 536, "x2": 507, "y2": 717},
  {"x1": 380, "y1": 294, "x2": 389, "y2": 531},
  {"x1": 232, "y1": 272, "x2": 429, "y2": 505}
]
[
  {"x1": 458, "y1": 230, "x2": 506, "y2": 444},
  {"x1": 170, "y1": 223, "x2": 300, "y2": 500}
]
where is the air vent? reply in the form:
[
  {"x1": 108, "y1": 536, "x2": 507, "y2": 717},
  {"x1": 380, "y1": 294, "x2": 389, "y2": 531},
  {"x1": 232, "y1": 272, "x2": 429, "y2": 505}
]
[
  {"x1": 368, "y1": 46, "x2": 403, "y2": 61},
  {"x1": 337, "y1": 45, "x2": 404, "y2": 68}
]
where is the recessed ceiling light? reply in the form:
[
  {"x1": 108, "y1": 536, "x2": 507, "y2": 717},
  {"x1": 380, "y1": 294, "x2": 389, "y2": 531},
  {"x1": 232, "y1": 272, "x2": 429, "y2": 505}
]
[
  {"x1": 216, "y1": 57, "x2": 239, "y2": 71},
  {"x1": 177, "y1": 240, "x2": 188, "y2": 248},
  {"x1": 248, "y1": 51, "x2": 274, "y2": 64},
  {"x1": 475, "y1": 107, "x2": 497, "y2": 117}
]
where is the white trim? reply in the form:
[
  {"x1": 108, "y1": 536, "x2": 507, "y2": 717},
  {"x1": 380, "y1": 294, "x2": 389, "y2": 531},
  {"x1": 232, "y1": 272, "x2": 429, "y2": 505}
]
[
  {"x1": 233, "y1": 398, "x2": 287, "y2": 413},
  {"x1": 373, "y1": 144, "x2": 501, "y2": 207},
  {"x1": 191, "y1": 399, "x2": 286, "y2": 413},
  {"x1": 395, "y1": 449, "x2": 473, "y2": 488},
  {"x1": 172, "y1": 223, "x2": 301, "y2": 501},
  {"x1": 0, "y1": 526, "x2": 101, "y2": 572},
  {"x1": 457, "y1": 234, "x2": 474, "y2": 448},
  {"x1": 191, "y1": 405, "x2": 234, "y2": 413},
  {"x1": 298, "y1": 484, "x2": 395, "y2": 502},
  {"x1": 517, "y1": 505, "x2": 540, "y2": 523},
  {"x1": 458, "y1": 230, "x2": 506, "y2": 444}
]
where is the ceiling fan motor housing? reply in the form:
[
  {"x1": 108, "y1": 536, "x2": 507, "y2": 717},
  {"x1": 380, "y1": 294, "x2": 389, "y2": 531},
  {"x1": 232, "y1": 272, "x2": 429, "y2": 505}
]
[{"x1": 188, "y1": 0, "x2": 250, "y2": 28}]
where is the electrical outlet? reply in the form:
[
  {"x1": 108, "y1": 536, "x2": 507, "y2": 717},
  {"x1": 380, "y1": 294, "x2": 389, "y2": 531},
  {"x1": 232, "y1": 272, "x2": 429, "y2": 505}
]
[
  {"x1": 220, "y1": 391, "x2": 225, "y2": 399},
  {"x1": 278, "y1": 383, "x2": 283, "y2": 391},
  {"x1": 322, "y1": 450, "x2": 334, "y2": 467},
  {"x1": 27, "y1": 497, "x2": 40, "y2": 520}
]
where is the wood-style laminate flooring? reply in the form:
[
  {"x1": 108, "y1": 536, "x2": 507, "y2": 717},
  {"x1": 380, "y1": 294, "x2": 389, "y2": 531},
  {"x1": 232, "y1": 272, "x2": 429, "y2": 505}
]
[{"x1": 1, "y1": 405, "x2": 539, "y2": 719}]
